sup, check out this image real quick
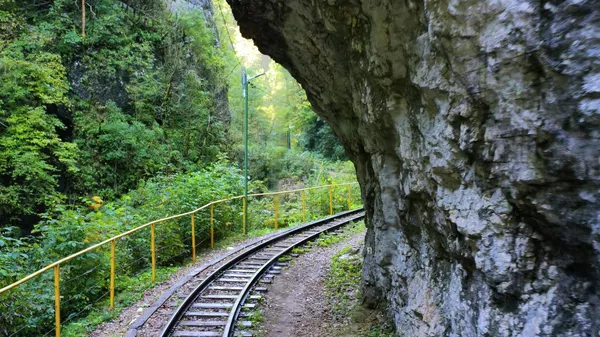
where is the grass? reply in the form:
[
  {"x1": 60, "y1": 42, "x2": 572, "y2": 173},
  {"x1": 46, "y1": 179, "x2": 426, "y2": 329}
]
[
  {"x1": 248, "y1": 309, "x2": 264, "y2": 324},
  {"x1": 291, "y1": 246, "x2": 310, "y2": 254},
  {"x1": 278, "y1": 254, "x2": 291, "y2": 262},
  {"x1": 326, "y1": 246, "x2": 363, "y2": 315},
  {"x1": 62, "y1": 266, "x2": 179, "y2": 337},
  {"x1": 243, "y1": 309, "x2": 264, "y2": 336},
  {"x1": 214, "y1": 226, "x2": 274, "y2": 249},
  {"x1": 325, "y1": 244, "x2": 394, "y2": 337},
  {"x1": 316, "y1": 220, "x2": 365, "y2": 248}
]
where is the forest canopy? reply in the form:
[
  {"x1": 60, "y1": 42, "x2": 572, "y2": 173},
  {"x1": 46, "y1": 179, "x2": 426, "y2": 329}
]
[{"x1": 0, "y1": 0, "x2": 347, "y2": 234}]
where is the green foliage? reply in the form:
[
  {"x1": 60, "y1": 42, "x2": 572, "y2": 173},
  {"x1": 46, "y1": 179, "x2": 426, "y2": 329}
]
[
  {"x1": 326, "y1": 240, "x2": 395, "y2": 337},
  {"x1": 74, "y1": 102, "x2": 173, "y2": 197},
  {"x1": 0, "y1": 32, "x2": 78, "y2": 224},
  {"x1": 0, "y1": 107, "x2": 79, "y2": 224},
  {"x1": 214, "y1": 0, "x2": 341, "y2": 158},
  {"x1": 60, "y1": 266, "x2": 178, "y2": 337},
  {"x1": 243, "y1": 147, "x2": 320, "y2": 187},
  {"x1": 0, "y1": 0, "x2": 228, "y2": 230},
  {"x1": 299, "y1": 115, "x2": 346, "y2": 160},
  {"x1": 0, "y1": 227, "x2": 32, "y2": 281},
  {"x1": 327, "y1": 245, "x2": 364, "y2": 315},
  {"x1": 243, "y1": 158, "x2": 360, "y2": 230},
  {"x1": 69, "y1": 3, "x2": 227, "y2": 196},
  {"x1": 292, "y1": 246, "x2": 309, "y2": 254},
  {"x1": 362, "y1": 325, "x2": 396, "y2": 337},
  {"x1": 0, "y1": 161, "x2": 246, "y2": 336},
  {"x1": 317, "y1": 230, "x2": 346, "y2": 247},
  {"x1": 232, "y1": 145, "x2": 355, "y2": 191},
  {"x1": 0, "y1": 50, "x2": 69, "y2": 105},
  {"x1": 301, "y1": 160, "x2": 361, "y2": 218}
]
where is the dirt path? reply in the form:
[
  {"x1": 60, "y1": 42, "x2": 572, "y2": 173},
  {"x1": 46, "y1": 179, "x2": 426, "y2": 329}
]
[{"x1": 259, "y1": 232, "x2": 365, "y2": 337}]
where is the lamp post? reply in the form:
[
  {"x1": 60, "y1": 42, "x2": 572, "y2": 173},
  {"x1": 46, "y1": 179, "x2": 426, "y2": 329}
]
[{"x1": 242, "y1": 67, "x2": 264, "y2": 235}]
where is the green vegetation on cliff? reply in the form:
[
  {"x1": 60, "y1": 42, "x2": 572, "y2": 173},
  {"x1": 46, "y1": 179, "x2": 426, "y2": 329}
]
[{"x1": 0, "y1": 0, "x2": 227, "y2": 232}]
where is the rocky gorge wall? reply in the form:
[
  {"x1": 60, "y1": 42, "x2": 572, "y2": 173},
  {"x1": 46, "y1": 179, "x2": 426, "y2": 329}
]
[
  {"x1": 226, "y1": 0, "x2": 600, "y2": 335},
  {"x1": 169, "y1": 0, "x2": 231, "y2": 123}
]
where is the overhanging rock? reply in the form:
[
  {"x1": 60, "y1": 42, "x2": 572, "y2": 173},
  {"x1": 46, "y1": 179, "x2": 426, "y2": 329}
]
[{"x1": 227, "y1": 0, "x2": 600, "y2": 335}]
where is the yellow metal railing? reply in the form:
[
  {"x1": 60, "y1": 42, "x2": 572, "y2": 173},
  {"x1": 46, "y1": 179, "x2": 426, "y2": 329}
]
[{"x1": 0, "y1": 182, "x2": 360, "y2": 337}]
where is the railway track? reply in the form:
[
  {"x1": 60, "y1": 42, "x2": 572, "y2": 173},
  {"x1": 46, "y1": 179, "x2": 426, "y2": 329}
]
[{"x1": 159, "y1": 209, "x2": 365, "y2": 337}]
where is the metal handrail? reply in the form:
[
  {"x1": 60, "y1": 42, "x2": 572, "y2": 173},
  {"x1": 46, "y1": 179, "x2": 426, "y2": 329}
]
[
  {"x1": 0, "y1": 182, "x2": 357, "y2": 295},
  {"x1": 0, "y1": 181, "x2": 360, "y2": 337}
]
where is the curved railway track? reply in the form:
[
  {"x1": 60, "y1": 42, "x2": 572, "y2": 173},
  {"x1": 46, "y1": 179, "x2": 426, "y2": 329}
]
[{"x1": 159, "y1": 209, "x2": 365, "y2": 337}]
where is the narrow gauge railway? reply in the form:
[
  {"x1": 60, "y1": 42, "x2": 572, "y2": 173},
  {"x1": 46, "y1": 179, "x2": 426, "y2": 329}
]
[{"x1": 159, "y1": 209, "x2": 365, "y2": 337}]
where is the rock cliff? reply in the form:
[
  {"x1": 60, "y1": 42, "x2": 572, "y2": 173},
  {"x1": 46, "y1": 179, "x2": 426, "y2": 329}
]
[
  {"x1": 226, "y1": 0, "x2": 600, "y2": 335},
  {"x1": 170, "y1": 0, "x2": 231, "y2": 123}
]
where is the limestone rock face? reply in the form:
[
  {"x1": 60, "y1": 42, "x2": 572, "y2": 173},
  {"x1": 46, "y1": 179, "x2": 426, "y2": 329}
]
[{"x1": 227, "y1": 0, "x2": 600, "y2": 335}]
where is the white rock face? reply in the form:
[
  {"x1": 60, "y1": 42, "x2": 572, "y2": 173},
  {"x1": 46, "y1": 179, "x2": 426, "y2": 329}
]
[{"x1": 227, "y1": 0, "x2": 600, "y2": 335}]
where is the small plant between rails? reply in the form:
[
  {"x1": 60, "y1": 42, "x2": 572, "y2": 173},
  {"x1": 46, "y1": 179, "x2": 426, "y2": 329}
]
[{"x1": 159, "y1": 209, "x2": 365, "y2": 337}]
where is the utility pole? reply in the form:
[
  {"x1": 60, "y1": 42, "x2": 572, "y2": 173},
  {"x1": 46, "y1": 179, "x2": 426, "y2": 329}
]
[
  {"x1": 81, "y1": 0, "x2": 86, "y2": 38},
  {"x1": 241, "y1": 67, "x2": 264, "y2": 235},
  {"x1": 242, "y1": 67, "x2": 248, "y2": 235}
]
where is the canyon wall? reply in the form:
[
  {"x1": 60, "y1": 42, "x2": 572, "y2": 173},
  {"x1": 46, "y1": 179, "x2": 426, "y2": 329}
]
[{"x1": 226, "y1": 0, "x2": 600, "y2": 335}]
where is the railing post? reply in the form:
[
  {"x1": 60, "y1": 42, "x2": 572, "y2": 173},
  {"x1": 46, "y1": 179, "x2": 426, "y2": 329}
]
[
  {"x1": 301, "y1": 190, "x2": 306, "y2": 223},
  {"x1": 242, "y1": 197, "x2": 247, "y2": 235},
  {"x1": 191, "y1": 213, "x2": 196, "y2": 263},
  {"x1": 210, "y1": 203, "x2": 214, "y2": 249},
  {"x1": 54, "y1": 264, "x2": 61, "y2": 337},
  {"x1": 329, "y1": 185, "x2": 333, "y2": 216},
  {"x1": 151, "y1": 223, "x2": 156, "y2": 282},
  {"x1": 274, "y1": 194, "x2": 279, "y2": 230},
  {"x1": 347, "y1": 184, "x2": 351, "y2": 210},
  {"x1": 110, "y1": 239, "x2": 116, "y2": 309}
]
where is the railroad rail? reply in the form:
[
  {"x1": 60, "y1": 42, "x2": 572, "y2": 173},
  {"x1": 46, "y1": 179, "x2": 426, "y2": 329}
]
[{"x1": 159, "y1": 209, "x2": 365, "y2": 337}]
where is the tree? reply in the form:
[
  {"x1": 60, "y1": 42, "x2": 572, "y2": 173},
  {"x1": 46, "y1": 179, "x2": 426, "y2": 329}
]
[{"x1": 0, "y1": 50, "x2": 78, "y2": 228}]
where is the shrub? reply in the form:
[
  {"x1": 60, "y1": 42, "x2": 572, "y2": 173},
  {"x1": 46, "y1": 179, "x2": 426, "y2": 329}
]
[{"x1": 0, "y1": 160, "x2": 247, "y2": 336}]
